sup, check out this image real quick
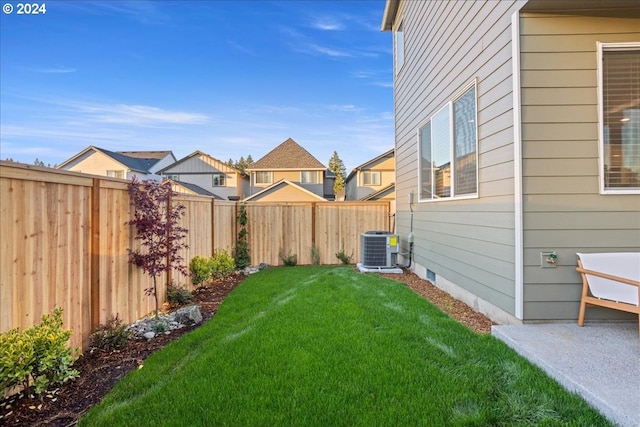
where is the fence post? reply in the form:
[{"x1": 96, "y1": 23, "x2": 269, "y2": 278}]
[
  {"x1": 166, "y1": 188, "x2": 173, "y2": 288},
  {"x1": 90, "y1": 178, "x2": 101, "y2": 332},
  {"x1": 311, "y1": 202, "x2": 316, "y2": 248},
  {"x1": 211, "y1": 197, "x2": 216, "y2": 255}
]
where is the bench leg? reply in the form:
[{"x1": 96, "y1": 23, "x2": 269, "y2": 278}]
[{"x1": 577, "y1": 262, "x2": 589, "y2": 327}]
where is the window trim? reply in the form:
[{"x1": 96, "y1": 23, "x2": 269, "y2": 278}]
[
  {"x1": 417, "y1": 80, "x2": 479, "y2": 203},
  {"x1": 254, "y1": 171, "x2": 272, "y2": 185},
  {"x1": 212, "y1": 173, "x2": 226, "y2": 187},
  {"x1": 361, "y1": 170, "x2": 381, "y2": 186},
  {"x1": 107, "y1": 170, "x2": 125, "y2": 179},
  {"x1": 164, "y1": 174, "x2": 179, "y2": 181},
  {"x1": 597, "y1": 41, "x2": 640, "y2": 195},
  {"x1": 394, "y1": 19, "x2": 404, "y2": 75},
  {"x1": 300, "y1": 170, "x2": 320, "y2": 184}
]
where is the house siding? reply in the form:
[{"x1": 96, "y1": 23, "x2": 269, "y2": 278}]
[
  {"x1": 162, "y1": 155, "x2": 245, "y2": 199},
  {"x1": 62, "y1": 151, "x2": 128, "y2": 178},
  {"x1": 394, "y1": 0, "x2": 524, "y2": 318},
  {"x1": 251, "y1": 170, "x2": 325, "y2": 198},
  {"x1": 519, "y1": 13, "x2": 640, "y2": 321}
]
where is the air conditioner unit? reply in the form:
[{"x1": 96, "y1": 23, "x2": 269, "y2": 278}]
[{"x1": 360, "y1": 231, "x2": 399, "y2": 268}]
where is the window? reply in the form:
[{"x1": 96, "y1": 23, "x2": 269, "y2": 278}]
[
  {"x1": 362, "y1": 171, "x2": 381, "y2": 186},
  {"x1": 212, "y1": 173, "x2": 226, "y2": 187},
  {"x1": 254, "y1": 171, "x2": 272, "y2": 185},
  {"x1": 599, "y1": 43, "x2": 640, "y2": 193},
  {"x1": 164, "y1": 174, "x2": 179, "y2": 181},
  {"x1": 107, "y1": 170, "x2": 124, "y2": 179},
  {"x1": 419, "y1": 83, "x2": 478, "y2": 201},
  {"x1": 301, "y1": 171, "x2": 320, "y2": 184},
  {"x1": 395, "y1": 20, "x2": 404, "y2": 74}
]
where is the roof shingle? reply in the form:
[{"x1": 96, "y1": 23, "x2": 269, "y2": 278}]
[{"x1": 250, "y1": 138, "x2": 326, "y2": 170}]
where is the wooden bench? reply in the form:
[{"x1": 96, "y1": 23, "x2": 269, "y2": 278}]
[{"x1": 576, "y1": 252, "x2": 640, "y2": 336}]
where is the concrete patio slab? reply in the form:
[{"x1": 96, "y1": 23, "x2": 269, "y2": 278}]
[{"x1": 492, "y1": 323, "x2": 639, "y2": 427}]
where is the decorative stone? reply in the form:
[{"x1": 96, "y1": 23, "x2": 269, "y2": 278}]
[
  {"x1": 143, "y1": 331, "x2": 155, "y2": 340},
  {"x1": 174, "y1": 305, "x2": 202, "y2": 325}
]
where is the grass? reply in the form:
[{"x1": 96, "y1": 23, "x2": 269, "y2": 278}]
[{"x1": 80, "y1": 266, "x2": 611, "y2": 426}]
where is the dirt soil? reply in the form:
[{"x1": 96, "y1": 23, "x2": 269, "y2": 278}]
[{"x1": 1, "y1": 269, "x2": 493, "y2": 426}]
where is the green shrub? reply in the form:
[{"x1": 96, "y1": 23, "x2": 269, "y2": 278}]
[
  {"x1": 279, "y1": 250, "x2": 298, "y2": 267},
  {"x1": 90, "y1": 314, "x2": 130, "y2": 352},
  {"x1": 167, "y1": 284, "x2": 193, "y2": 305},
  {"x1": 210, "y1": 249, "x2": 236, "y2": 281},
  {"x1": 153, "y1": 318, "x2": 169, "y2": 333},
  {"x1": 0, "y1": 308, "x2": 79, "y2": 396},
  {"x1": 335, "y1": 249, "x2": 353, "y2": 265},
  {"x1": 189, "y1": 256, "x2": 211, "y2": 286},
  {"x1": 234, "y1": 203, "x2": 251, "y2": 269}
]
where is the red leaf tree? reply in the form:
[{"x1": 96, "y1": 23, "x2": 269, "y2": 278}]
[{"x1": 127, "y1": 177, "x2": 188, "y2": 317}]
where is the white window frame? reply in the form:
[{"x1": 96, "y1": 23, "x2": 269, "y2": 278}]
[
  {"x1": 597, "y1": 42, "x2": 640, "y2": 195},
  {"x1": 301, "y1": 171, "x2": 320, "y2": 184},
  {"x1": 394, "y1": 19, "x2": 404, "y2": 75},
  {"x1": 212, "y1": 173, "x2": 226, "y2": 187},
  {"x1": 164, "y1": 174, "x2": 179, "y2": 181},
  {"x1": 417, "y1": 81, "x2": 479, "y2": 202},
  {"x1": 107, "y1": 170, "x2": 125, "y2": 179},
  {"x1": 254, "y1": 171, "x2": 272, "y2": 185},
  {"x1": 361, "y1": 171, "x2": 381, "y2": 186}
]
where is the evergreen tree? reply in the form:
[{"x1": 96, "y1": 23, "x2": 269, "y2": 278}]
[{"x1": 328, "y1": 151, "x2": 347, "y2": 197}]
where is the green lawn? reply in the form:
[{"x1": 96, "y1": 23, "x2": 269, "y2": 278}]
[{"x1": 80, "y1": 266, "x2": 610, "y2": 426}]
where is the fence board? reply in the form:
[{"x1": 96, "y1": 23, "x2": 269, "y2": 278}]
[{"x1": 0, "y1": 162, "x2": 392, "y2": 351}]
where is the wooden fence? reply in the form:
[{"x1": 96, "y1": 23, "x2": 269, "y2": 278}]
[{"x1": 0, "y1": 162, "x2": 392, "y2": 349}]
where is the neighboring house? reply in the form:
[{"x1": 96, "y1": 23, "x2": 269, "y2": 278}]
[
  {"x1": 382, "y1": 0, "x2": 640, "y2": 325},
  {"x1": 157, "y1": 151, "x2": 249, "y2": 200},
  {"x1": 246, "y1": 138, "x2": 333, "y2": 201},
  {"x1": 57, "y1": 146, "x2": 176, "y2": 181},
  {"x1": 345, "y1": 149, "x2": 395, "y2": 201},
  {"x1": 243, "y1": 179, "x2": 327, "y2": 202}
]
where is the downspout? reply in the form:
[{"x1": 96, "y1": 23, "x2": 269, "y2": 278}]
[{"x1": 511, "y1": 10, "x2": 524, "y2": 320}]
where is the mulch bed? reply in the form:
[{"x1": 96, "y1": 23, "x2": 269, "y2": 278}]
[{"x1": 1, "y1": 269, "x2": 492, "y2": 426}]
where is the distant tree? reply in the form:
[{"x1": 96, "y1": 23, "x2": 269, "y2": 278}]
[
  {"x1": 328, "y1": 151, "x2": 347, "y2": 197},
  {"x1": 227, "y1": 155, "x2": 254, "y2": 173},
  {"x1": 4, "y1": 157, "x2": 15, "y2": 162},
  {"x1": 34, "y1": 158, "x2": 45, "y2": 167},
  {"x1": 127, "y1": 177, "x2": 189, "y2": 318}
]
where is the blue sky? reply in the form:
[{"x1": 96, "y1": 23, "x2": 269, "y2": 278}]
[{"x1": 0, "y1": 0, "x2": 393, "y2": 172}]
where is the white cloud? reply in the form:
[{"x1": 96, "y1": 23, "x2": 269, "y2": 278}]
[
  {"x1": 310, "y1": 16, "x2": 344, "y2": 31},
  {"x1": 46, "y1": 100, "x2": 210, "y2": 126},
  {"x1": 309, "y1": 44, "x2": 351, "y2": 58},
  {"x1": 35, "y1": 66, "x2": 77, "y2": 74}
]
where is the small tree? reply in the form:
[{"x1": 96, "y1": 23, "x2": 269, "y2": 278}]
[
  {"x1": 234, "y1": 202, "x2": 251, "y2": 269},
  {"x1": 328, "y1": 151, "x2": 347, "y2": 198},
  {"x1": 127, "y1": 177, "x2": 188, "y2": 317}
]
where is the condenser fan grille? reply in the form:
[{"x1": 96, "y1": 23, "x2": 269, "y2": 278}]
[{"x1": 360, "y1": 231, "x2": 399, "y2": 268}]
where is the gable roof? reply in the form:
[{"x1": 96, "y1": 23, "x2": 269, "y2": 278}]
[
  {"x1": 57, "y1": 146, "x2": 171, "y2": 174},
  {"x1": 243, "y1": 179, "x2": 327, "y2": 202},
  {"x1": 249, "y1": 138, "x2": 326, "y2": 170},
  {"x1": 170, "y1": 180, "x2": 224, "y2": 199},
  {"x1": 118, "y1": 151, "x2": 173, "y2": 160},
  {"x1": 157, "y1": 150, "x2": 245, "y2": 175},
  {"x1": 360, "y1": 182, "x2": 395, "y2": 201},
  {"x1": 346, "y1": 148, "x2": 394, "y2": 183}
]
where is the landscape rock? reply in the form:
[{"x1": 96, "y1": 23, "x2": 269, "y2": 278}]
[
  {"x1": 174, "y1": 305, "x2": 202, "y2": 325},
  {"x1": 143, "y1": 331, "x2": 155, "y2": 340}
]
